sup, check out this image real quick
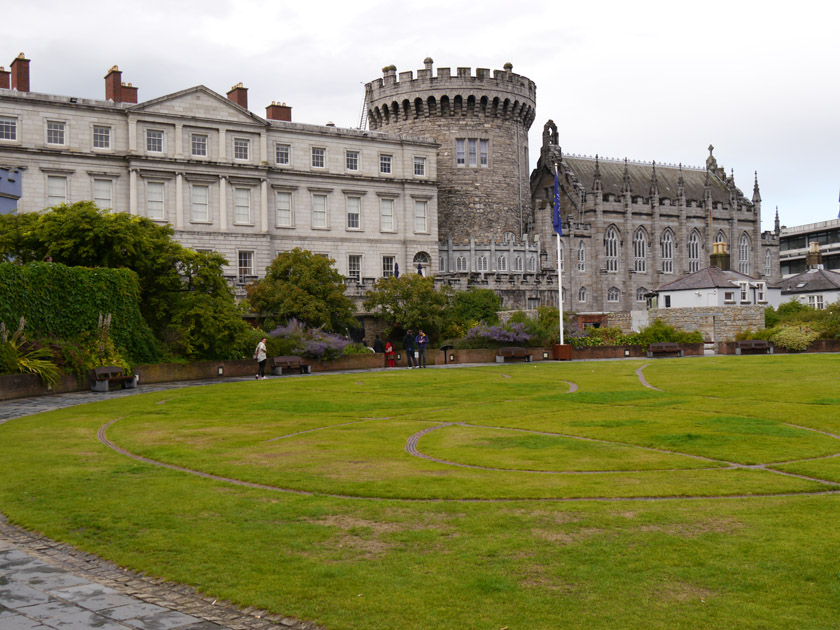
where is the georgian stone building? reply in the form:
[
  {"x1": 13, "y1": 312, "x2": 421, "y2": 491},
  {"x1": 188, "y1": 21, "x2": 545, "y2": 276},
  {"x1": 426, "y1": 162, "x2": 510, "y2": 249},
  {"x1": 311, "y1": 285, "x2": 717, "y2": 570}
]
[{"x1": 0, "y1": 53, "x2": 439, "y2": 297}]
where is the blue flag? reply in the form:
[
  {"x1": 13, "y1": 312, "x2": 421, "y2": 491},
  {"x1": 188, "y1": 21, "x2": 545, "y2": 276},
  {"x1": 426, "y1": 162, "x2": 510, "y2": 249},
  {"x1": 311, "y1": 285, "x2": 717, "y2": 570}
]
[
  {"x1": 553, "y1": 172, "x2": 562, "y2": 235},
  {"x1": 837, "y1": 189, "x2": 840, "y2": 219}
]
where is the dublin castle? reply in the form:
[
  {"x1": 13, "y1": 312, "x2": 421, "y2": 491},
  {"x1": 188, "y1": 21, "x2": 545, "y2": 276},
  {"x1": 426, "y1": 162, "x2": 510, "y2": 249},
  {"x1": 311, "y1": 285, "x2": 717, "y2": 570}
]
[{"x1": 0, "y1": 53, "x2": 779, "y2": 317}]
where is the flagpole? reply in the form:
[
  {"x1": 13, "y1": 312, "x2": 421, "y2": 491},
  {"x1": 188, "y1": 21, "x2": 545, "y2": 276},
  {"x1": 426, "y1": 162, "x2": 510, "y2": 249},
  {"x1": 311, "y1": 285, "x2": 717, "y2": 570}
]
[{"x1": 554, "y1": 162, "x2": 565, "y2": 345}]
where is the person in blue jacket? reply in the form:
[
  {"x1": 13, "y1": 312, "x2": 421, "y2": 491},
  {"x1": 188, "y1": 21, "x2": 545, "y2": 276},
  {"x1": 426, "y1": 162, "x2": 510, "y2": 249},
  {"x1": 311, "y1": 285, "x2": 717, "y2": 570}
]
[{"x1": 415, "y1": 330, "x2": 428, "y2": 368}]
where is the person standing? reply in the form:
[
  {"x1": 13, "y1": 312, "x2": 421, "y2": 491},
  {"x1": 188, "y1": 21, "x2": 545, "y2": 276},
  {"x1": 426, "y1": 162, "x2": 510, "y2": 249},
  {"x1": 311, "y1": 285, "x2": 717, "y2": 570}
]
[
  {"x1": 385, "y1": 340, "x2": 395, "y2": 367},
  {"x1": 402, "y1": 330, "x2": 416, "y2": 368},
  {"x1": 373, "y1": 334, "x2": 385, "y2": 354},
  {"x1": 253, "y1": 337, "x2": 267, "y2": 380},
  {"x1": 415, "y1": 330, "x2": 428, "y2": 368}
]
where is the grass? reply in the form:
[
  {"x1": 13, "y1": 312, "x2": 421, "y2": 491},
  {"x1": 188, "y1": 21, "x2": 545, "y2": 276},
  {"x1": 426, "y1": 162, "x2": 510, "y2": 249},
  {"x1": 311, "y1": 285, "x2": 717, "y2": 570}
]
[{"x1": 1, "y1": 355, "x2": 839, "y2": 629}]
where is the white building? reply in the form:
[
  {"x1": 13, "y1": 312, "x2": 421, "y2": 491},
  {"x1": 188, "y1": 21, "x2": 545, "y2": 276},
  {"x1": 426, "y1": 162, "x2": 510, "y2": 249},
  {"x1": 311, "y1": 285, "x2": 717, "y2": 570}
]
[{"x1": 0, "y1": 55, "x2": 439, "y2": 293}]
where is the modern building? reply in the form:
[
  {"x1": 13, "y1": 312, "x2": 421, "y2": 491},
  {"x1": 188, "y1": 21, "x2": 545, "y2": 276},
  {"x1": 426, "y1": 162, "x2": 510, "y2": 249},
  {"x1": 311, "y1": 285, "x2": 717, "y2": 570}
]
[
  {"x1": 777, "y1": 243, "x2": 840, "y2": 308},
  {"x1": 778, "y1": 218, "x2": 840, "y2": 277},
  {"x1": 0, "y1": 53, "x2": 439, "y2": 297}
]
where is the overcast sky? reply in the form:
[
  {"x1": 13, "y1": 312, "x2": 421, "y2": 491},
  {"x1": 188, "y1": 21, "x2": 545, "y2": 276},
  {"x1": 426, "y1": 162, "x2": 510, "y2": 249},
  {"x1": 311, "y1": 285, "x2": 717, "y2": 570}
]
[{"x1": 6, "y1": 0, "x2": 838, "y2": 231}]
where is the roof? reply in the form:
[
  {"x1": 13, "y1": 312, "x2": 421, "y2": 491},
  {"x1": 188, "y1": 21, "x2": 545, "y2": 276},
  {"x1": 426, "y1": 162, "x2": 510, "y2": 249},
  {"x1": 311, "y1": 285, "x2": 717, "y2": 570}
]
[
  {"x1": 779, "y1": 268, "x2": 840, "y2": 294},
  {"x1": 654, "y1": 266, "x2": 765, "y2": 292}
]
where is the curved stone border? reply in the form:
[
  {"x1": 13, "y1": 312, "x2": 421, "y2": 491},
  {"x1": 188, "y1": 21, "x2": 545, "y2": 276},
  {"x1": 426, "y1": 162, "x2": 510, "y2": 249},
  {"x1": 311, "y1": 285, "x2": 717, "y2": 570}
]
[{"x1": 635, "y1": 364, "x2": 663, "y2": 391}]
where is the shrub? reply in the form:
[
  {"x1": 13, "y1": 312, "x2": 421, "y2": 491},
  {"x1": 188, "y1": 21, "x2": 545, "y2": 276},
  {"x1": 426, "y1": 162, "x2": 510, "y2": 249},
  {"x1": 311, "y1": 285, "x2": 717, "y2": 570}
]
[
  {"x1": 0, "y1": 318, "x2": 61, "y2": 388},
  {"x1": 267, "y1": 319, "x2": 351, "y2": 360},
  {"x1": 454, "y1": 323, "x2": 532, "y2": 349},
  {"x1": 770, "y1": 324, "x2": 821, "y2": 352}
]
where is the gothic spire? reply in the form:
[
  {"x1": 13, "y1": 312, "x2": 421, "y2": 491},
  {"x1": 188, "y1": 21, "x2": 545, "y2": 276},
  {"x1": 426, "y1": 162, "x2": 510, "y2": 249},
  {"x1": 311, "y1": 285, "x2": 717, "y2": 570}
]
[
  {"x1": 649, "y1": 161, "x2": 659, "y2": 198},
  {"x1": 752, "y1": 171, "x2": 762, "y2": 203},
  {"x1": 593, "y1": 154, "x2": 602, "y2": 192},
  {"x1": 677, "y1": 163, "x2": 686, "y2": 199},
  {"x1": 622, "y1": 158, "x2": 631, "y2": 194},
  {"x1": 775, "y1": 205, "x2": 780, "y2": 234}
]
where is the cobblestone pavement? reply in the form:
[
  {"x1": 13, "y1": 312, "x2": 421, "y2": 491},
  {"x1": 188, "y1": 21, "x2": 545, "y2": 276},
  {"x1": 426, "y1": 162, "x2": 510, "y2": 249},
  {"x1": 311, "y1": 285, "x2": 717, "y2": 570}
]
[{"x1": 0, "y1": 375, "x2": 342, "y2": 630}]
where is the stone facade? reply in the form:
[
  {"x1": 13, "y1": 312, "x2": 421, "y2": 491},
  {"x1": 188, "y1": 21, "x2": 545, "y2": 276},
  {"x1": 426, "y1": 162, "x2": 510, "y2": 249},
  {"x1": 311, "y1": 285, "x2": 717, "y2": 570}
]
[
  {"x1": 648, "y1": 305, "x2": 764, "y2": 344},
  {"x1": 366, "y1": 59, "x2": 536, "y2": 243}
]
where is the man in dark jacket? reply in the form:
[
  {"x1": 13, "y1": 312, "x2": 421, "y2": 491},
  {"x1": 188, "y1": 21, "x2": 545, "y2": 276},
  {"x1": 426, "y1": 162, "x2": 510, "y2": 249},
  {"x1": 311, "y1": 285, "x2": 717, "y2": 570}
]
[
  {"x1": 415, "y1": 330, "x2": 428, "y2": 368},
  {"x1": 402, "y1": 330, "x2": 416, "y2": 368}
]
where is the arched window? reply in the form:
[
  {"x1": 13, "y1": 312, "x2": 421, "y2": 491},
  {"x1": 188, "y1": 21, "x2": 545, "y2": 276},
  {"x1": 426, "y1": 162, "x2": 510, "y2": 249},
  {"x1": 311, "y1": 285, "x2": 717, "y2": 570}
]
[
  {"x1": 497, "y1": 255, "x2": 507, "y2": 271},
  {"x1": 477, "y1": 255, "x2": 488, "y2": 272},
  {"x1": 559, "y1": 240, "x2": 565, "y2": 272},
  {"x1": 739, "y1": 233, "x2": 750, "y2": 274},
  {"x1": 661, "y1": 229, "x2": 674, "y2": 274},
  {"x1": 562, "y1": 287, "x2": 567, "y2": 302},
  {"x1": 578, "y1": 286, "x2": 587, "y2": 303},
  {"x1": 607, "y1": 287, "x2": 620, "y2": 302},
  {"x1": 636, "y1": 287, "x2": 648, "y2": 302},
  {"x1": 439, "y1": 256, "x2": 447, "y2": 272},
  {"x1": 633, "y1": 228, "x2": 647, "y2": 273},
  {"x1": 577, "y1": 241, "x2": 586, "y2": 271},
  {"x1": 527, "y1": 256, "x2": 537, "y2": 272},
  {"x1": 764, "y1": 249, "x2": 772, "y2": 277},
  {"x1": 514, "y1": 256, "x2": 523, "y2": 272},
  {"x1": 715, "y1": 231, "x2": 727, "y2": 245},
  {"x1": 605, "y1": 226, "x2": 619, "y2": 272},
  {"x1": 688, "y1": 231, "x2": 701, "y2": 273},
  {"x1": 456, "y1": 255, "x2": 467, "y2": 272}
]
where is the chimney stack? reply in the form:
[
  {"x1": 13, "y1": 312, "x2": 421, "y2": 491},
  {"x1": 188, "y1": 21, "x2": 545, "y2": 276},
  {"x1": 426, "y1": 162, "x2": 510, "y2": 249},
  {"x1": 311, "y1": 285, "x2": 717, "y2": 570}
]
[
  {"x1": 105, "y1": 66, "x2": 138, "y2": 104},
  {"x1": 227, "y1": 83, "x2": 248, "y2": 109},
  {"x1": 806, "y1": 241, "x2": 823, "y2": 270},
  {"x1": 10, "y1": 53, "x2": 30, "y2": 92},
  {"x1": 265, "y1": 101, "x2": 292, "y2": 122},
  {"x1": 710, "y1": 242, "x2": 731, "y2": 271},
  {"x1": 0, "y1": 66, "x2": 9, "y2": 89}
]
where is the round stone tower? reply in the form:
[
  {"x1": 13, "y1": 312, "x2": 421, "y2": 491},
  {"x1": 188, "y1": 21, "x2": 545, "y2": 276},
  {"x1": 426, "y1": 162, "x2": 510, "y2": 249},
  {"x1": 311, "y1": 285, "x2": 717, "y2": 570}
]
[{"x1": 365, "y1": 59, "x2": 536, "y2": 243}]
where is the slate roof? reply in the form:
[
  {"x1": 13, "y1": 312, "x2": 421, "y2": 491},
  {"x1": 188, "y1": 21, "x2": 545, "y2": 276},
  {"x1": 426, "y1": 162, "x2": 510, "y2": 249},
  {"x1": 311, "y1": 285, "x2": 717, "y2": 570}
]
[
  {"x1": 562, "y1": 156, "x2": 742, "y2": 206},
  {"x1": 778, "y1": 268, "x2": 840, "y2": 294},
  {"x1": 654, "y1": 266, "x2": 764, "y2": 292}
]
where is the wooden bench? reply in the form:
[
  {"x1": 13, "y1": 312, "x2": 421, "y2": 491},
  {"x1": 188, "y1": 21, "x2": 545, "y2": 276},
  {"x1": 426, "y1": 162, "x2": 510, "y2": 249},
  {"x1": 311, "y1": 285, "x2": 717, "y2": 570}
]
[
  {"x1": 736, "y1": 339, "x2": 773, "y2": 355},
  {"x1": 92, "y1": 365, "x2": 138, "y2": 392},
  {"x1": 496, "y1": 347, "x2": 533, "y2": 363},
  {"x1": 646, "y1": 342, "x2": 684, "y2": 358},
  {"x1": 270, "y1": 355, "x2": 312, "y2": 375}
]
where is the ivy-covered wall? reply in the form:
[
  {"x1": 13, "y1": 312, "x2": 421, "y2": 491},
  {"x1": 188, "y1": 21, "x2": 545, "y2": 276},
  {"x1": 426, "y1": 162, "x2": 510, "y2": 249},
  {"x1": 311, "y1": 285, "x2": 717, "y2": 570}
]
[{"x1": 0, "y1": 262, "x2": 160, "y2": 363}]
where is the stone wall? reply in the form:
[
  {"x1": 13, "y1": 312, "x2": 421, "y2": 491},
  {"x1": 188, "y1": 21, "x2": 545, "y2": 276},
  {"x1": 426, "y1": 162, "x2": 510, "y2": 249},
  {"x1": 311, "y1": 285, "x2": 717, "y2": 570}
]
[{"x1": 649, "y1": 306, "x2": 764, "y2": 343}]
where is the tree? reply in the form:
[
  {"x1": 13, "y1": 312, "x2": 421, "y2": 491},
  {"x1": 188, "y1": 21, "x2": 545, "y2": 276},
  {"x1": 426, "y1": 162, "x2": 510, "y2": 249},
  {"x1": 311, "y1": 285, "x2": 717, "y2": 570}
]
[
  {"x1": 362, "y1": 275, "x2": 452, "y2": 339},
  {"x1": 451, "y1": 288, "x2": 502, "y2": 325},
  {"x1": 246, "y1": 248, "x2": 357, "y2": 333}
]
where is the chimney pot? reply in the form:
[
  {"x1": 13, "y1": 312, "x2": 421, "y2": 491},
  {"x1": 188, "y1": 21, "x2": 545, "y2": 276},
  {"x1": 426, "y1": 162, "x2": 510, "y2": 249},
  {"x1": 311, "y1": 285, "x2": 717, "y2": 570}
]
[{"x1": 10, "y1": 53, "x2": 30, "y2": 92}]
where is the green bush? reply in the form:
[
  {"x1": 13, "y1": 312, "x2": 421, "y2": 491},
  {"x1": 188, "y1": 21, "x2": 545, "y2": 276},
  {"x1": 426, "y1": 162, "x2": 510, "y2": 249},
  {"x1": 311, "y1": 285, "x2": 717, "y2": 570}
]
[
  {"x1": 0, "y1": 318, "x2": 61, "y2": 387},
  {"x1": 770, "y1": 324, "x2": 821, "y2": 352}
]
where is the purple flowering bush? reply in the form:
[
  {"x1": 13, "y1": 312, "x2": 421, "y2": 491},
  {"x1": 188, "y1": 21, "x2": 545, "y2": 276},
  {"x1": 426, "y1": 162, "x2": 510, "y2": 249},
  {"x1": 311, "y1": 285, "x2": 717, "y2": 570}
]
[
  {"x1": 267, "y1": 319, "x2": 350, "y2": 360},
  {"x1": 455, "y1": 322, "x2": 532, "y2": 349}
]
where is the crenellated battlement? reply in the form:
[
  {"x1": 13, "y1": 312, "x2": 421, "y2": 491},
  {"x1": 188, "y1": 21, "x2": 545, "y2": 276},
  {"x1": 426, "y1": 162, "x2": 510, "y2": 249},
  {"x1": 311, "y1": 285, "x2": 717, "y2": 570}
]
[{"x1": 365, "y1": 58, "x2": 536, "y2": 130}]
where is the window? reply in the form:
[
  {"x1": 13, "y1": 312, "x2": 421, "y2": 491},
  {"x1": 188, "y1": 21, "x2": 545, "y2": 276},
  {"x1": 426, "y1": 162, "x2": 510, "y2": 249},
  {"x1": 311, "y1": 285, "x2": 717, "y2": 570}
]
[
  {"x1": 312, "y1": 194, "x2": 328, "y2": 228},
  {"x1": 514, "y1": 256, "x2": 523, "y2": 272},
  {"x1": 456, "y1": 256, "x2": 468, "y2": 272},
  {"x1": 348, "y1": 255, "x2": 361, "y2": 281},
  {"x1": 382, "y1": 256, "x2": 395, "y2": 277},
  {"x1": 636, "y1": 287, "x2": 648, "y2": 302},
  {"x1": 662, "y1": 230, "x2": 674, "y2": 273},
  {"x1": 234, "y1": 188, "x2": 251, "y2": 223},
  {"x1": 380, "y1": 198, "x2": 394, "y2": 231},
  {"x1": 234, "y1": 138, "x2": 249, "y2": 161},
  {"x1": 605, "y1": 226, "x2": 619, "y2": 272},
  {"x1": 146, "y1": 129, "x2": 163, "y2": 153},
  {"x1": 757, "y1": 282, "x2": 766, "y2": 303},
  {"x1": 191, "y1": 185, "x2": 209, "y2": 222},
  {"x1": 664, "y1": 295, "x2": 671, "y2": 308},
  {"x1": 93, "y1": 126, "x2": 110, "y2": 149},
  {"x1": 276, "y1": 144, "x2": 290, "y2": 165},
  {"x1": 238, "y1": 251, "x2": 254, "y2": 279},
  {"x1": 276, "y1": 191, "x2": 292, "y2": 227},
  {"x1": 311, "y1": 147, "x2": 325, "y2": 168},
  {"x1": 414, "y1": 157, "x2": 426, "y2": 176},
  {"x1": 456, "y1": 138, "x2": 488, "y2": 167},
  {"x1": 346, "y1": 150, "x2": 359, "y2": 171},
  {"x1": 414, "y1": 200, "x2": 427, "y2": 233},
  {"x1": 498, "y1": 255, "x2": 507, "y2": 272},
  {"x1": 477, "y1": 255, "x2": 488, "y2": 272},
  {"x1": 559, "y1": 240, "x2": 565, "y2": 271},
  {"x1": 146, "y1": 181, "x2": 164, "y2": 219},
  {"x1": 739, "y1": 282, "x2": 749, "y2": 302},
  {"x1": 578, "y1": 286, "x2": 587, "y2": 303},
  {"x1": 527, "y1": 298, "x2": 540, "y2": 310},
  {"x1": 0, "y1": 116, "x2": 16, "y2": 140},
  {"x1": 380, "y1": 154, "x2": 392, "y2": 174},
  {"x1": 191, "y1": 134, "x2": 207, "y2": 157},
  {"x1": 739, "y1": 234, "x2": 751, "y2": 274},
  {"x1": 577, "y1": 241, "x2": 586, "y2": 271},
  {"x1": 808, "y1": 295, "x2": 825, "y2": 310},
  {"x1": 607, "y1": 287, "x2": 620, "y2": 302},
  {"x1": 528, "y1": 256, "x2": 537, "y2": 272},
  {"x1": 724, "y1": 291, "x2": 735, "y2": 303},
  {"x1": 688, "y1": 231, "x2": 701, "y2": 273},
  {"x1": 346, "y1": 196, "x2": 361, "y2": 229},
  {"x1": 765, "y1": 249, "x2": 772, "y2": 277},
  {"x1": 46, "y1": 175, "x2": 67, "y2": 206},
  {"x1": 439, "y1": 257, "x2": 447, "y2": 272},
  {"x1": 633, "y1": 228, "x2": 647, "y2": 273},
  {"x1": 47, "y1": 121, "x2": 65, "y2": 145},
  {"x1": 93, "y1": 178, "x2": 112, "y2": 209}
]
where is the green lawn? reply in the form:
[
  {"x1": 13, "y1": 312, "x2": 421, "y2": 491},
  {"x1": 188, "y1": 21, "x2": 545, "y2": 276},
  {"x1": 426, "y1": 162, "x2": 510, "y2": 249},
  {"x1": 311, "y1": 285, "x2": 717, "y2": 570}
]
[{"x1": 1, "y1": 355, "x2": 840, "y2": 629}]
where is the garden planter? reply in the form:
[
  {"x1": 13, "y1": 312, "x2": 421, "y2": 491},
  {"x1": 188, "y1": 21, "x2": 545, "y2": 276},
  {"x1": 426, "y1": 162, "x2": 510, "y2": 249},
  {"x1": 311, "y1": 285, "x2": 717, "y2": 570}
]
[{"x1": 552, "y1": 344, "x2": 572, "y2": 361}]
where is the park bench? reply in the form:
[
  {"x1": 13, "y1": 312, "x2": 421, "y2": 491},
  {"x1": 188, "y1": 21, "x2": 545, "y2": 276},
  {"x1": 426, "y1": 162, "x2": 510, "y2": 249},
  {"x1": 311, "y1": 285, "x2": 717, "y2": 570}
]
[
  {"x1": 736, "y1": 339, "x2": 773, "y2": 355},
  {"x1": 270, "y1": 355, "x2": 312, "y2": 376},
  {"x1": 91, "y1": 365, "x2": 138, "y2": 392},
  {"x1": 646, "y1": 342, "x2": 684, "y2": 358},
  {"x1": 496, "y1": 347, "x2": 533, "y2": 363}
]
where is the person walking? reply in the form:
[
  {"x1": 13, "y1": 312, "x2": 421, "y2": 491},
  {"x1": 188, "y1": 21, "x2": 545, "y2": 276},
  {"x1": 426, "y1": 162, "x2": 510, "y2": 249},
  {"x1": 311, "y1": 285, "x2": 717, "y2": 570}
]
[
  {"x1": 385, "y1": 340, "x2": 395, "y2": 367},
  {"x1": 253, "y1": 337, "x2": 268, "y2": 380},
  {"x1": 415, "y1": 330, "x2": 428, "y2": 368},
  {"x1": 402, "y1": 330, "x2": 416, "y2": 368}
]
